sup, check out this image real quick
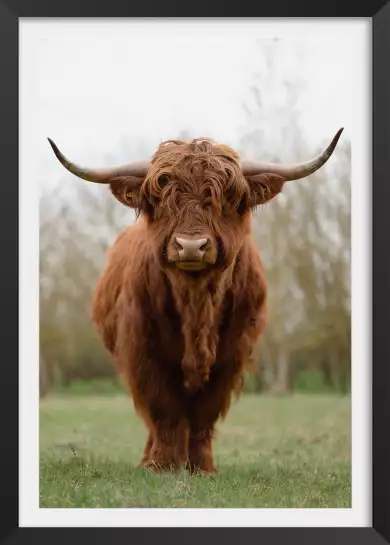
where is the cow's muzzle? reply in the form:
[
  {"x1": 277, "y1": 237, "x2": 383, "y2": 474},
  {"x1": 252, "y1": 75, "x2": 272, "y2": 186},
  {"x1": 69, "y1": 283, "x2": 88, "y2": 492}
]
[{"x1": 168, "y1": 235, "x2": 216, "y2": 270}]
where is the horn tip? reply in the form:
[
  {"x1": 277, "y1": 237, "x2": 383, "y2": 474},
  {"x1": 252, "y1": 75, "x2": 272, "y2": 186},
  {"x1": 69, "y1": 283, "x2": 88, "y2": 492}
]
[
  {"x1": 331, "y1": 127, "x2": 344, "y2": 147},
  {"x1": 47, "y1": 137, "x2": 56, "y2": 150}
]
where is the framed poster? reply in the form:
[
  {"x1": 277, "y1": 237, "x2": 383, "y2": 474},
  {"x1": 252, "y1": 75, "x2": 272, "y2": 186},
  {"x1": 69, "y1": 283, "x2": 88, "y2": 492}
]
[{"x1": 1, "y1": 2, "x2": 388, "y2": 544}]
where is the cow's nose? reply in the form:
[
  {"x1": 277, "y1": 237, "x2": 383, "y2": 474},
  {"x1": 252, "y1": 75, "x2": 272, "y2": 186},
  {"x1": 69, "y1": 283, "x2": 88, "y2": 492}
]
[{"x1": 175, "y1": 237, "x2": 208, "y2": 260}]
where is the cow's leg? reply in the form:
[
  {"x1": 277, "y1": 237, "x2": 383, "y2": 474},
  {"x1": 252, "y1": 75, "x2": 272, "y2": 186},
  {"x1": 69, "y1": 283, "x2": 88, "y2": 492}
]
[
  {"x1": 144, "y1": 417, "x2": 189, "y2": 472},
  {"x1": 187, "y1": 373, "x2": 238, "y2": 475},
  {"x1": 187, "y1": 428, "x2": 216, "y2": 475},
  {"x1": 117, "y1": 304, "x2": 193, "y2": 473},
  {"x1": 128, "y1": 369, "x2": 189, "y2": 472}
]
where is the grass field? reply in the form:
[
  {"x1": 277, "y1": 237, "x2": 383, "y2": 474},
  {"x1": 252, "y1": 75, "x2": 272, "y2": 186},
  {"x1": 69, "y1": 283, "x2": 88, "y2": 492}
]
[{"x1": 40, "y1": 393, "x2": 351, "y2": 508}]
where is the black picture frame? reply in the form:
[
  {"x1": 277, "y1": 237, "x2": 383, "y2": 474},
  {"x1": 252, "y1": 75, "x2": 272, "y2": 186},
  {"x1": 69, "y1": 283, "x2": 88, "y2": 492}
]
[{"x1": 1, "y1": 1, "x2": 388, "y2": 544}]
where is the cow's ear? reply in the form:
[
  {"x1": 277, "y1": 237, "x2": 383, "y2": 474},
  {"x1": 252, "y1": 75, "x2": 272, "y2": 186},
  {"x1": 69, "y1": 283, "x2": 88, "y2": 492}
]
[
  {"x1": 109, "y1": 177, "x2": 144, "y2": 208},
  {"x1": 245, "y1": 173, "x2": 286, "y2": 206}
]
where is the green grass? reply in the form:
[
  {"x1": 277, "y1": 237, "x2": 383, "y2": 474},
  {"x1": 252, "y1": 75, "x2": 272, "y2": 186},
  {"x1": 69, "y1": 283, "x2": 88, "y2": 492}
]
[{"x1": 40, "y1": 393, "x2": 351, "y2": 508}]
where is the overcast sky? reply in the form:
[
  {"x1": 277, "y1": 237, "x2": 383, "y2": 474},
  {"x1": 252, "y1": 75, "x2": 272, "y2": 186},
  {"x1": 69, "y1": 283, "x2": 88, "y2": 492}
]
[{"x1": 20, "y1": 19, "x2": 367, "y2": 192}]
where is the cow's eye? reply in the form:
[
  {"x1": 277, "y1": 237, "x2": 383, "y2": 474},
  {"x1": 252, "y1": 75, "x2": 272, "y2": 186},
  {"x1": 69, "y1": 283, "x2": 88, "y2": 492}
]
[{"x1": 158, "y1": 175, "x2": 169, "y2": 190}]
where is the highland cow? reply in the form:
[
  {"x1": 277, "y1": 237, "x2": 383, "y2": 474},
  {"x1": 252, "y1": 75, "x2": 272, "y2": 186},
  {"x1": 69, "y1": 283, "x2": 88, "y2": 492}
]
[{"x1": 48, "y1": 128, "x2": 343, "y2": 474}]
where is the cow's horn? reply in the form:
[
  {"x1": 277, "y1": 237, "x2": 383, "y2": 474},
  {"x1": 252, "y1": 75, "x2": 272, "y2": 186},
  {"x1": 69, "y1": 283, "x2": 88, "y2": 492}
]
[
  {"x1": 47, "y1": 138, "x2": 151, "y2": 183},
  {"x1": 241, "y1": 128, "x2": 344, "y2": 181}
]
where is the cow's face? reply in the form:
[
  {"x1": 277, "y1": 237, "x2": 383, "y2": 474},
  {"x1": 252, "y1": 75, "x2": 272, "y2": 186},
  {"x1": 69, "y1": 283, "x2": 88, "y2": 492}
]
[
  {"x1": 132, "y1": 139, "x2": 283, "y2": 275},
  {"x1": 151, "y1": 172, "x2": 250, "y2": 273}
]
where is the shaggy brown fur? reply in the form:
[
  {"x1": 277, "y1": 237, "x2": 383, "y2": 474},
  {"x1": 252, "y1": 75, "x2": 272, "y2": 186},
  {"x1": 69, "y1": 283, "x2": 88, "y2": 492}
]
[{"x1": 91, "y1": 138, "x2": 285, "y2": 474}]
